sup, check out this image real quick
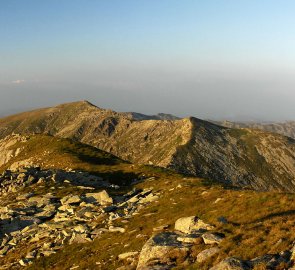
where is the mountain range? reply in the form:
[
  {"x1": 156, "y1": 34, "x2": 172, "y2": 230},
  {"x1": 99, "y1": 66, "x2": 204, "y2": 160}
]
[{"x1": 0, "y1": 100, "x2": 295, "y2": 192}]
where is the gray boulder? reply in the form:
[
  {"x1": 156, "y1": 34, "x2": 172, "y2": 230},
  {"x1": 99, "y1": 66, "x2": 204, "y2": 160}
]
[{"x1": 137, "y1": 232, "x2": 191, "y2": 269}]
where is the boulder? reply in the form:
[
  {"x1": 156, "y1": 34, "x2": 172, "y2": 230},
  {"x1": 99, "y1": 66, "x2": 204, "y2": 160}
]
[
  {"x1": 197, "y1": 247, "x2": 220, "y2": 263},
  {"x1": 60, "y1": 195, "x2": 81, "y2": 205},
  {"x1": 137, "y1": 232, "x2": 191, "y2": 269},
  {"x1": 202, "y1": 232, "x2": 224, "y2": 245},
  {"x1": 175, "y1": 216, "x2": 214, "y2": 234}
]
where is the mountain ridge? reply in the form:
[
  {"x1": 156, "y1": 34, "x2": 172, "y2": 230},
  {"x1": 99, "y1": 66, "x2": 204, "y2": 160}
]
[{"x1": 1, "y1": 101, "x2": 295, "y2": 192}]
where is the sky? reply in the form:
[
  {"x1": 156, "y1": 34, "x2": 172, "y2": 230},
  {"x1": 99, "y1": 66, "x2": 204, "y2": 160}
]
[{"x1": 1, "y1": 0, "x2": 295, "y2": 121}]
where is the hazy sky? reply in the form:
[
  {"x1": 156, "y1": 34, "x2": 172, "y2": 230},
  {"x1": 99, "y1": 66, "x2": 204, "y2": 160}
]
[{"x1": 1, "y1": 1, "x2": 295, "y2": 121}]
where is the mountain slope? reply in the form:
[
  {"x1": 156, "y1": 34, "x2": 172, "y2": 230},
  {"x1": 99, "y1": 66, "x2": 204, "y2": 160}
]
[{"x1": 1, "y1": 101, "x2": 295, "y2": 191}]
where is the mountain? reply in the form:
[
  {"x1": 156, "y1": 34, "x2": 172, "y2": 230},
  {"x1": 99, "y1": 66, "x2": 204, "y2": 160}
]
[
  {"x1": 127, "y1": 112, "x2": 181, "y2": 121},
  {"x1": 216, "y1": 120, "x2": 295, "y2": 140},
  {"x1": 1, "y1": 101, "x2": 295, "y2": 192},
  {"x1": 1, "y1": 110, "x2": 295, "y2": 269}
]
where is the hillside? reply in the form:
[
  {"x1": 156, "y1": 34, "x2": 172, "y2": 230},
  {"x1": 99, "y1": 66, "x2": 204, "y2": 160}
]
[
  {"x1": 1, "y1": 101, "x2": 295, "y2": 192},
  {"x1": 0, "y1": 135, "x2": 295, "y2": 269}
]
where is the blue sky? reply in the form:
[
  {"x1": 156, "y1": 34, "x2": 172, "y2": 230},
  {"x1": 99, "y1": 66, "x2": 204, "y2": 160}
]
[{"x1": 1, "y1": 1, "x2": 295, "y2": 120}]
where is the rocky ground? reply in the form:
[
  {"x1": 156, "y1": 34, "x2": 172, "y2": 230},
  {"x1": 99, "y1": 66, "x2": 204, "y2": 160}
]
[
  {"x1": 0, "y1": 167, "x2": 159, "y2": 269},
  {"x1": 1, "y1": 167, "x2": 295, "y2": 269}
]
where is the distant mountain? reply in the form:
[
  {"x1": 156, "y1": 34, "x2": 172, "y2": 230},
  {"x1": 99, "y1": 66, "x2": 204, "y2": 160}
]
[
  {"x1": 1, "y1": 100, "x2": 295, "y2": 192},
  {"x1": 215, "y1": 120, "x2": 295, "y2": 139},
  {"x1": 127, "y1": 112, "x2": 181, "y2": 121}
]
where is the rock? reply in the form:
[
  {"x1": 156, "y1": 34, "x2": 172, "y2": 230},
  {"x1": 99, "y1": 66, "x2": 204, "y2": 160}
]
[
  {"x1": 153, "y1": 225, "x2": 169, "y2": 232},
  {"x1": 19, "y1": 259, "x2": 27, "y2": 266},
  {"x1": 137, "y1": 232, "x2": 191, "y2": 269},
  {"x1": 249, "y1": 252, "x2": 291, "y2": 269},
  {"x1": 109, "y1": 226, "x2": 126, "y2": 233},
  {"x1": 40, "y1": 250, "x2": 56, "y2": 257},
  {"x1": 202, "y1": 232, "x2": 224, "y2": 245},
  {"x1": 214, "y1": 198, "x2": 222, "y2": 203},
  {"x1": 118, "y1": 251, "x2": 139, "y2": 260},
  {"x1": 217, "y1": 216, "x2": 228, "y2": 224},
  {"x1": 210, "y1": 257, "x2": 251, "y2": 270},
  {"x1": 103, "y1": 205, "x2": 117, "y2": 213},
  {"x1": 85, "y1": 190, "x2": 113, "y2": 205},
  {"x1": 74, "y1": 224, "x2": 87, "y2": 233},
  {"x1": 26, "y1": 250, "x2": 37, "y2": 259},
  {"x1": 61, "y1": 195, "x2": 81, "y2": 205},
  {"x1": 175, "y1": 216, "x2": 214, "y2": 234},
  {"x1": 69, "y1": 233, "x2": 91, "y2": 244},
  {"x1": 197, "y1": 247, "x2": 220, "y2": 263},
  {"x1": 17, "y1": 192, "x2": 34, "y2": 200},
  {"x1": 0, "y1": 245, "x2": 11, "y2": 256},
  {"x1": 139, "y1": 193, "x2": 159, "y2": 204},
  {"x1": 177, "y1": 233, "x2": 202, "y2": 244}
]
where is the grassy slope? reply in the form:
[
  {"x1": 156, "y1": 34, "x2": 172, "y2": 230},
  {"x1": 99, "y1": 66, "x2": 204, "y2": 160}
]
[
  {"x1": 26, "y1": 171, "x2": 295, "y2": 270},
  {"x1": 0, "y1": 134, "x2": 140, "y2": 185}
]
